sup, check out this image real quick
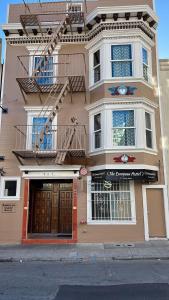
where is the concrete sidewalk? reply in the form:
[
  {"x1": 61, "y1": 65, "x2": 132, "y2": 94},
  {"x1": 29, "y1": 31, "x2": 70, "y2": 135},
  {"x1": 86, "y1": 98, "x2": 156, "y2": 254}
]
[{"x1": 0, "y1": 241, "x2": 169, "y2": 262}]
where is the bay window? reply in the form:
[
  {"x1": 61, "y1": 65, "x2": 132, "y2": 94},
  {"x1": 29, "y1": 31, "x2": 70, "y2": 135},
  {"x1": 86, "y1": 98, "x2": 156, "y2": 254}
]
[
  {"x1": 142, "y1": 48, "x2": 149, "y2": 82},
  {"x1": 112, "y1": 110, "x2": 135, "y2": 147},
  {"x1": 93, "y1": 50, "x2": 101, "y2": 83},
  {"x1": 94, "y1": 113, "x2": 102, "y2": 149},
  {"x1": 90, "y1": 180, "x2": 135, "y2": 223},
  {"x1": 145, "y1": 112, "x2": 153, "y2": 149},
  {"x1": 111, "y1": 45, "x2": 133, "y2": 77},
  {"x1": 89, "y1": 102, "x2": 156, "y2": 153}
]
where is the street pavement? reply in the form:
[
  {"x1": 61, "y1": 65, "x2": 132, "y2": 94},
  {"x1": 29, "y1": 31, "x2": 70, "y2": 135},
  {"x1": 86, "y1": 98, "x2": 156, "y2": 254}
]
[
  {"x1": 56, "y1": 284, "x2": 169, "y2": 299},
  {"x1": 0, "y1": 260, "x2": 169, "y2": 299}
]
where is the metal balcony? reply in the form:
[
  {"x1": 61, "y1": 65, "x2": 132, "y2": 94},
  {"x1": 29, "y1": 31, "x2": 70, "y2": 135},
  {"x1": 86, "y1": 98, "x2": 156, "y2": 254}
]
[{"x1": 13, "y1": 124, "x2": 87, "y2": 165}]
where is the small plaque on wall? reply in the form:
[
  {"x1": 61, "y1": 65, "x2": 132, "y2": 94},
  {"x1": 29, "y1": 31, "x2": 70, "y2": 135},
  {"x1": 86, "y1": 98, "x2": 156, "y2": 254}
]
[{"x1": 1, "y1": 203, "x2": 16, "y2": 213}]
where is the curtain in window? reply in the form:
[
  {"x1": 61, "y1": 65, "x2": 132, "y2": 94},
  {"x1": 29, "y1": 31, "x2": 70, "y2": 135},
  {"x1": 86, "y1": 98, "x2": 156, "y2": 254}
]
[
  {"x1": 112, "y1": 111, "x2": 135, "y2": 146},
  {"x1": 111, "y1": 45, "x2": 132, "y2": 77},
  {"x1": 32, "y1": 117, "x2": 52, "y2": 150}
]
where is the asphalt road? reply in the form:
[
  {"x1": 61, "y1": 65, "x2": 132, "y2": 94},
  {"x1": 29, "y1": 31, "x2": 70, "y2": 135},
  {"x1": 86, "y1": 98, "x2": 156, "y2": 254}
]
[{"x1": 0, "y1": 260, "x2": 169, "y2": 299}]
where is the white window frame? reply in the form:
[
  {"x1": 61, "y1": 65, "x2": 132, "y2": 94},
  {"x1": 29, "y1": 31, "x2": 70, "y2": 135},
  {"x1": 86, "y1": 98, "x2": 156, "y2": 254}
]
[
  {"x1": 88, "y1": 100, "x2": 157, "y2": 154},
  {"x1": 145, "y1": 111, "x2": 153, "y2": 150},
  {"x1": 66, "y1": 2, "x2": 82, "y2": 12},
  {"x1": 93, "y1": 112, "x2": 102, "y2": 150},
  {"x1": 142, "y1": 47, "x2": 149, "y2": 82},
  {"x1": 25, "y1": 108, "x2": 57, "y2": 151},
  {"x1": 88, "y1": 38, "x2": 153, "y2": 89},
  {"x1": 111, "y1": 44, "x2": 133, "y2": 78},
  {"x1": 112, "y1": 109, "x2": 136, "y2": 148},
  {"x1": 93, "y1": 49, "x2": 101, "y2": 84},
  {"x1": 87, "y1": 176, "x2": 136, "y2": 225},
  {"x1": 33, "y1": 56, "x2": 54, "y2": 85},
  {"x1": 0, "y1": 177, "x2": 21, "y2": 201}
]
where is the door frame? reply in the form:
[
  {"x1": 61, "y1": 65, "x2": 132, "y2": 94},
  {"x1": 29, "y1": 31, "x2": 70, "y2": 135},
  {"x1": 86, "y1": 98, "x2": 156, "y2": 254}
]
[
  {"x1": 21, "y1": 178, "x2": 78, "y2": 244},
  {"x1": 142, "y1": 185, "x2": 169, "y2": 241}
]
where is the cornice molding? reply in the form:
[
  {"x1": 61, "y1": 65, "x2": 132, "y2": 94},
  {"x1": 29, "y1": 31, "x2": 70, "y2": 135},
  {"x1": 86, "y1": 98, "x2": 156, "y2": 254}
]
[
  {"x1": 85, "y1": 97, "x2": 159, "y2": 111},
  {"x1": 5, "y1": 21, "x2": 155, "y2": 46}
]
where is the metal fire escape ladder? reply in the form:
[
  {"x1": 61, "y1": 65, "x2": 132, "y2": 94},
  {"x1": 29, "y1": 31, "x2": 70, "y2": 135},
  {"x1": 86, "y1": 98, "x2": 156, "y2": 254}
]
[
  {"x1": 55, "y1": 118, "x2": 79, "y2": 165},
  {"x1": 32, "y1": 17, "x2": 67, "y2": 78},
  {"x1": 36, "y1": 80, "x2": 70, "y2": 150}
]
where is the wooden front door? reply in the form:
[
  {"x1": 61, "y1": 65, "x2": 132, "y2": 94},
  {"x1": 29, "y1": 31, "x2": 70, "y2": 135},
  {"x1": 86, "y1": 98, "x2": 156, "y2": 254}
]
[{"x1": 30, "y1": 182, "x2": 73, "y2": 235}]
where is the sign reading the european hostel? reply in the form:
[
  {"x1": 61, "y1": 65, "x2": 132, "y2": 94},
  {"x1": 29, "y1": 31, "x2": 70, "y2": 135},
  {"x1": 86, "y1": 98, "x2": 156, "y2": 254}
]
[{"x1": 92, "y1": 169, "x2": 158, "y2": 182}]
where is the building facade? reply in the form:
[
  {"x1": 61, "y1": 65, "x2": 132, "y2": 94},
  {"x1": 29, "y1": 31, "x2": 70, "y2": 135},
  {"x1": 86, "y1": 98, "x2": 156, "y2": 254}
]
[
  {"x1": 0, "y1": 0, "x2": 168, "y2": 244},
  {"x1": 160, "y1": 59, "x2": 169, "y2": 212}
]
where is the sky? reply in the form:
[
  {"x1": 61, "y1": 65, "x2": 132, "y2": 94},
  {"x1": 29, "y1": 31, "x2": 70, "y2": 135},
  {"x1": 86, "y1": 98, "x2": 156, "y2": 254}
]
[{"x1": 0, "y1": 0, "x2": 169, "y2": 61}]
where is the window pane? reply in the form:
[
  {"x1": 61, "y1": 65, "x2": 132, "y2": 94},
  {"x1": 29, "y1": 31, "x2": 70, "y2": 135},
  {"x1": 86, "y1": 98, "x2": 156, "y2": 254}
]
[
  {"x1": 91, "y1": 181, "x2": 132, "y2": 221},
  {"x1": 34, "y1": 56, "x2": 53, "y2": 85},
  {"x1": 32, "y1": 117, "x2": 52, "y2": 150},
  {"x1": 94, "y1": 114, "x2": 101, "y2": 131},
  {"x1": 111, "y1": 45, "x2": 132, "y2": 60},
  {"x1": 112, "y1": 111, "x2": 134, "y2": 127},
  {"x1": 143, "y1": 64, "x2": 148, "y2": 81},
  {"x1": 113, "y1": 128, "x2": 135, "y2": 146},
  {"x1": 94, "y1": 66, "x2": 100, "y2": 83},
  {"x1": 4, "y1": 181, "x2": 17, "y2": 196},
  {"x1": 95, "y1": 131, "x2": 101, "y2": 149},
  {"x1": 112, "y1": 61, "x2": 132, "y2": 77},
  {"x1": 92, "y1": 193, "x2": 110, "y2": 220},
  {"x1": 145, "y1": 112, "x2": 151, "y2": 129},
  {"x1": 146, "y1": 130, "x2": 153, "y2": 148},
  {"x1": 94, "y1": 50, "x2": 100, "y2": 67},
  {"x1": 142, "y1": 48, "x2": 148, "y2": 65}
]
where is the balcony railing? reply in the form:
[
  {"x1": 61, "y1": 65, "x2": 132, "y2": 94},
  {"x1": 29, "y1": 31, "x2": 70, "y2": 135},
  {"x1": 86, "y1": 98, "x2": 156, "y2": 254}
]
[
  {"x1": 13, "y1": 124, "x2": 87, "y2": 161},
  {"x1": 16, "y1": 53, "x2": 86, "y2": 97}
]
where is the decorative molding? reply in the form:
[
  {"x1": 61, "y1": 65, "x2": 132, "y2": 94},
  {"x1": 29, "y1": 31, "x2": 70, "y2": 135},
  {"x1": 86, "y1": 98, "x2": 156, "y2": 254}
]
[
  {"x1": 108, "y1": 85, "x2": 137, "y2": 96},
  {"x1": 86, "y1": 97, "x2": 159, "y2": 112},
  {"x1": 5, "y1": 21, "x2": 155, "y2": 45}
]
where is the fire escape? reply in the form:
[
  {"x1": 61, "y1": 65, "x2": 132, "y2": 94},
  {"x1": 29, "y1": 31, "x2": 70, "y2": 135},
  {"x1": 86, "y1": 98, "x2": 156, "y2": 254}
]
[{"x1": 13, "y1": 0, "x2": 87, "y2": 165}]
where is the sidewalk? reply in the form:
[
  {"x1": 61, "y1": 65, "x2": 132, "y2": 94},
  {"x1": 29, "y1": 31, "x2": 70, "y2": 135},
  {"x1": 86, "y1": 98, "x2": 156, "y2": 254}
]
[{"x1": 0, "y1": 241, "x2": 169, "y2": 262}]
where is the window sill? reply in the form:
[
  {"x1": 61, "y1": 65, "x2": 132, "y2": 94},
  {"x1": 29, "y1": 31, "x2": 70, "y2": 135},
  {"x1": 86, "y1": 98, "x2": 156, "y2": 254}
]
[
  {"x1": 89, "y1": 148, "x2": 158, "y2": 156},
  {"x1": 87, "y1": 221, "x2": 136, "y2": 225},
  {"x1": 0, "y1": 198, "x2": 20, "y2": 201}
]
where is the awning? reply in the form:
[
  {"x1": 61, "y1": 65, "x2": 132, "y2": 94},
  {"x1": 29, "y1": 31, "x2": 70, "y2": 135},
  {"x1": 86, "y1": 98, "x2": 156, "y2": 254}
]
[{"x1": 92, "y1": 169, "x2": 158, "y2": 182}]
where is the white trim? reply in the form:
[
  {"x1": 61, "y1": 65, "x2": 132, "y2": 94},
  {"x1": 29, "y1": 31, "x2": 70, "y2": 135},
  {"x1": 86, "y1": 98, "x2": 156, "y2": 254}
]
[
  {"x1": 0, "y1": 177, "x2": 21, "y2": 201},
  {"x1": 88, "y1": 101, "x2": 157, "y2": 153},
  {"x1": 19, "y1": 165, "x2": 82, "y2": 172},
  {"x1": 86, "y1": 97, "x2": 159, "y2": 111},
  {"x1": 89, "y1": 165, "x2": 159, "y2": 172},
  {"x1": 88, "y1": 149, "x2": 158, "y2": 156},
  {"x1": 88, "y1": 38, "x2": 153, "y2": 88},
  {"x1": 87, "y1": 176, "x2": 136, "y2": 225},
  {"x1": 142, "y1": 185, "x2": 169, "y2": 241}
]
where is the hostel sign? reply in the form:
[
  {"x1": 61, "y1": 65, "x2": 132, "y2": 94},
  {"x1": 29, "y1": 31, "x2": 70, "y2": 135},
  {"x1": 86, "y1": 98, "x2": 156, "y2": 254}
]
[{"x1": 92, "y1": 169, "x2": 158, "y2": 182}]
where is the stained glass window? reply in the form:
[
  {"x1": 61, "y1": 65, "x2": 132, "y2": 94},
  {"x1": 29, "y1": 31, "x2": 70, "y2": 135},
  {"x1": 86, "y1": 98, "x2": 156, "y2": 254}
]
[{"x1": 111, "y1": 45, "x2": 132, "y2": 77}]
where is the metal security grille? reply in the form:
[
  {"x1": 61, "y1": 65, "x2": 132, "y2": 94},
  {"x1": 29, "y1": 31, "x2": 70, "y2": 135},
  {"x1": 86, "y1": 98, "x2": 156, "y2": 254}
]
[{"x1": 91, "y1": 181, "x2": 132, "y2": 222}]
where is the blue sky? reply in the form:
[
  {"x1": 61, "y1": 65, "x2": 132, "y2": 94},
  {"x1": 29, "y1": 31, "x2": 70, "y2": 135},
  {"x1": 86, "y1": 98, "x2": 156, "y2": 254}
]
[{"x1": 0, "y1": 0, "x2": 169, "y2": 61}]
